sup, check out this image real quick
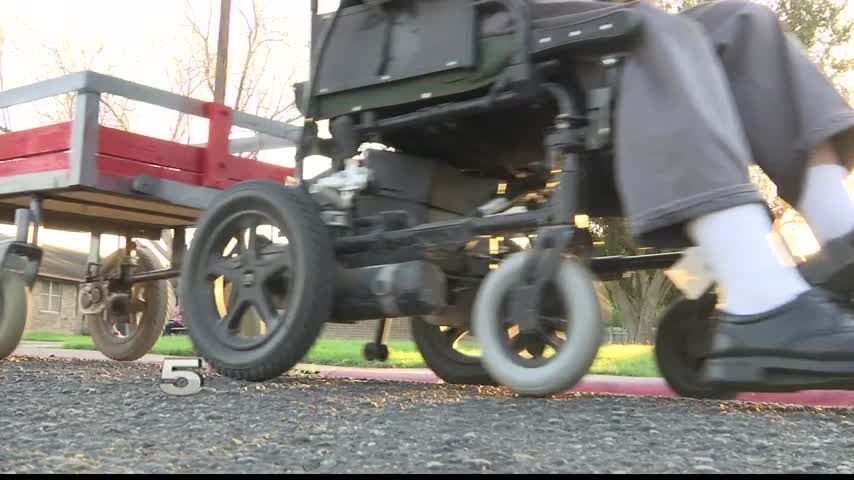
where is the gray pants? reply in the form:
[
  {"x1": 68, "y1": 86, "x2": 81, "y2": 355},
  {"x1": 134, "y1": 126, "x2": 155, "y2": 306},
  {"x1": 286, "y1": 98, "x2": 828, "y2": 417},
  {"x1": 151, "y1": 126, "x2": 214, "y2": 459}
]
[{"x1": 536, "y1": 0, "x2": 854, "y2": 245}]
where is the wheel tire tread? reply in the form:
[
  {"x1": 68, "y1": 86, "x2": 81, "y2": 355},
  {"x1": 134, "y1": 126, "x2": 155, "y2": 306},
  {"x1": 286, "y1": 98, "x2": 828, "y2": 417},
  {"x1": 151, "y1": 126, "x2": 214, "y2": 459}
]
[{"x1": 183, "y1": 182, "x2": 334, "y2": 382}]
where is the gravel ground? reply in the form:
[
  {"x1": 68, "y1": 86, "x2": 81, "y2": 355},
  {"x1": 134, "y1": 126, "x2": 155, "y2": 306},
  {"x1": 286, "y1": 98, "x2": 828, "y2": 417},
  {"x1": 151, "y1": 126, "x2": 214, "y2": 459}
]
[{"x1": 3, "y1": 356, "x2": 854, "y2": 474}]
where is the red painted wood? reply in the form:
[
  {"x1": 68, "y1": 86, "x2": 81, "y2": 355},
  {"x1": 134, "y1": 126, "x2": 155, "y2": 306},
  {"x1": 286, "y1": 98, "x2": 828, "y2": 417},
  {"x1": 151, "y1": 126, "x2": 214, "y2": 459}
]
[
  {"x1": 0, "y1": 120, "x2": 293, "y2": 189},
  {"x1": 0, "y1": 123, "x2": 72, "y2": 161},
  {"x1": 96, "y1": 155, "x2": 201, "y2": 185},
  {"x1": 226, "y1": 155, "x2": 294, "y2": 183},
  {"x1": 202, "y1": 102, "x2": 233, "y2": 189},
  {"x1": 99, "y1": 127, "x2": 203, "y2": 173},
  {"x1": 0, "y1": 151, "x2": 69, "y2": 176}
]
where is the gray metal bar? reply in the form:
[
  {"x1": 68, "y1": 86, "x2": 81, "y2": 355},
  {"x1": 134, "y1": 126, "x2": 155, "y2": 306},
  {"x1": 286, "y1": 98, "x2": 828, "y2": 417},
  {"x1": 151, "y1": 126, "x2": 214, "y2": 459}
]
[
  {"x1": 589, "y1": 252, "x2": 683, "y2": 276},
  {"x1": 0, "y1": 70, "x2": 299, "y2": 142},
  {"x1": 83, "y1": 71, "x2": 207, "y2": 118},
  {"x1": 130, "y1": 176, "x2": 221, "y2": 211},
  {"x1": 0, "y1": 171, "x2": 69, "y2": 196},
  {"x1": 13, "y1": 209, "x2": 29, "y2": 242},
  {"x1": 87, "y1": 232, "x2": 101, "y2": 280},
  {"x1": 172, "y1": 228, "x2": 186, "y2": 270},
  {"x1": 231, "y1": 111, "x2": 303, "y2": 140},
  {"x1": 28, "y1": 196, "x2": 42, "y2": 245},
  {"x1": 127, "y1": 267, "x2": 181, "y2": 284},
  {"x1": 194, "y1": 132, "x2": 300, "y2": 154},
  {"x1": 69, "y1": 92, "x2": 101, "y2": 187},
  {"x1": 0, "y1": 71, "x2": 89, "y2": 109}
]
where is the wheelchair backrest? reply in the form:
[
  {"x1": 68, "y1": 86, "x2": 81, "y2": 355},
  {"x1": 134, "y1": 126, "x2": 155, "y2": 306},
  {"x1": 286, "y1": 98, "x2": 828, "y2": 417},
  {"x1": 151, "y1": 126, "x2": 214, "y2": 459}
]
[{"x1": 316, "y1": 0, "x2": 478, "y2": 97}]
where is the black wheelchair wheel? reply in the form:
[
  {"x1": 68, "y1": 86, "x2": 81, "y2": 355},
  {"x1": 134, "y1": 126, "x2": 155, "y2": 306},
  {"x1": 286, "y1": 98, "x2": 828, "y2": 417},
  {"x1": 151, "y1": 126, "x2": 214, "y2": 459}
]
[
  {"x1": 180, "y1": 181, "x2": 334, "y2": 382},
  {"x1": 411, "y1": 316, "x2": 496, "y2": 386},
  {"x1": 654, "y1": 292, "x2": 736, "y2": 400}
]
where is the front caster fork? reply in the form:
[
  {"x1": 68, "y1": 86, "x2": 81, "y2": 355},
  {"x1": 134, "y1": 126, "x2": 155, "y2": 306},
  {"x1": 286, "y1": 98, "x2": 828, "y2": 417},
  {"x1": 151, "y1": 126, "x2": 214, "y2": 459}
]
[
  {"x1": 508, "y1": 226, "x2": 575, "y2": 338},
  {"x1": 506, "y1": 116, "x2": 588, "y2": 334},
  {"x1": 1, "y1": 197, "x2": 44, "y2": 288}
]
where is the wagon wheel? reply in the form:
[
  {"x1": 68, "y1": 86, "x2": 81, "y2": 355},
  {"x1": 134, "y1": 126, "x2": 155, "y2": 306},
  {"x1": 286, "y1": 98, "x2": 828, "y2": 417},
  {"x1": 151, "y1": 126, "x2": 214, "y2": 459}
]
[
  {"x1": 180, "y1": 181, "x2": 334, "y2": 382},
  {"x1": 87, "y1": 245, "x2": 171, "y2": 361},
  {"x1": 0, "y1": 271, "x2": 31, "y2": 360}
]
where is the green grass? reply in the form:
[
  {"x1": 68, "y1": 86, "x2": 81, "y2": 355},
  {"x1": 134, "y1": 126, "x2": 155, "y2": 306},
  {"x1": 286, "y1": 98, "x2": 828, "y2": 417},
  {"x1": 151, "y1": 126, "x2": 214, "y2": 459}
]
[
  {"x1": 27, "y1": 333, "x2": 661, "y2": 377},
  {"x1": 23, "y1": 332, "x2": 75, "y2": 342},
  {"x1": 305, "y1": 339, "x2": 425, "y2": 368},
  {"x1": 590, "y1": 345, "x2": 660, "y2": 378}
]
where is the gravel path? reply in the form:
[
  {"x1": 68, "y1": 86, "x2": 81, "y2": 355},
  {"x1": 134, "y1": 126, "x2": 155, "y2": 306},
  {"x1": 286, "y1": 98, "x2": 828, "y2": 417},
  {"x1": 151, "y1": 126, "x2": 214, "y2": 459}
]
[{"x1": 3, "y1": 356, "x2": 854, "y2": 474}]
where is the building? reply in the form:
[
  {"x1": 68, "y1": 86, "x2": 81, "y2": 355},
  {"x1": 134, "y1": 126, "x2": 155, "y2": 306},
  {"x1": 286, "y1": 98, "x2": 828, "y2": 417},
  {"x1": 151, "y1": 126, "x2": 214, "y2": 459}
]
[
  {"x1": 5, "y1": 238, "x2": 90, "y2": 334},
  {"x1": 6, "y1": 235, "x2": 414, "y2": 340}
]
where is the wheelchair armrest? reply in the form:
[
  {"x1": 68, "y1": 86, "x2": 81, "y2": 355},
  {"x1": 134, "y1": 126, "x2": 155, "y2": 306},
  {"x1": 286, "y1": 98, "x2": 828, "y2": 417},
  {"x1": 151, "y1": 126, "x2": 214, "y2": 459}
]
[{"x1": 532, "y1": 9, "x2": 644, "y2": 57}]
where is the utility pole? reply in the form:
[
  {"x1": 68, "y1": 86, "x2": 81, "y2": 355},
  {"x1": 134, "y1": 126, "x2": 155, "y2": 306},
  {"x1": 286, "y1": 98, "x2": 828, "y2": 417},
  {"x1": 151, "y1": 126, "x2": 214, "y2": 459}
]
[{"x1": 214, "y1": 0, "x2": 232, "y2": 105}]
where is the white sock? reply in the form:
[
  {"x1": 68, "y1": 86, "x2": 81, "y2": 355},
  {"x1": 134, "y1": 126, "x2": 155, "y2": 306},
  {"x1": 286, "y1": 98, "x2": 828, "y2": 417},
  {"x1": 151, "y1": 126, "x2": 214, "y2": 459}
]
[
  {"x1": 797, "y1": 164, "x2": 854, "y2": 245},
  {"x1": 687, "y1": 203, "x2": 811, "y2": 315}
]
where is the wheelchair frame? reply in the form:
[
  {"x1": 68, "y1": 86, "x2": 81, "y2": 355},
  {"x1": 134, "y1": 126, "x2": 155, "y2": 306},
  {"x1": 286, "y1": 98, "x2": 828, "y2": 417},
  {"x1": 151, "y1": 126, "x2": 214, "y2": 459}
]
[
  {"x1": 178, "y1": 0, "x2": 707, "y2": 397},
  {"x1": 298, "y1": 0, "x2": 681, "y2": 285}
]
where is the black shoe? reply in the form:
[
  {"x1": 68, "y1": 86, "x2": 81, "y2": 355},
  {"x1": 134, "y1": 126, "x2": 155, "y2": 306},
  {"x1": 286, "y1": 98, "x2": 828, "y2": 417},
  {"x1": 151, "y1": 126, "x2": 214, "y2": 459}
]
[
  {"x1": 800, "y1": 228, "x2": 854, "y2": 298},
  {"x1": 703, "y1": 288, "x2": 854, "y2": 392}
]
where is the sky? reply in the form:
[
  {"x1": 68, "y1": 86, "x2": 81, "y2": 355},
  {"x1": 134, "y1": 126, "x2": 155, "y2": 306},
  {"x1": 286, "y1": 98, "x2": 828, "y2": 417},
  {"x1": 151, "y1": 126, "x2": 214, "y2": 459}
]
[{"x1": 0, "y1": 0, "x2": 342, "y2": 254}]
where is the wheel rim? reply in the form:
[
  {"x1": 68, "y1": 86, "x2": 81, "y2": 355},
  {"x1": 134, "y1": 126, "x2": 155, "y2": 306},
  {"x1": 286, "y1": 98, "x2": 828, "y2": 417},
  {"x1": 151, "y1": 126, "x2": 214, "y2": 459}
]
[
  {"x1": 435, "y1": 325, "x2": 481, "y2": 363},
  {"x1": 189, "y1": 209, "x2": 294, "y2": 351},
  {"x1": 498, "y1": 283, "x2": 568, "y2": 368},
  {"x1": 96, "y1": 253, "x2": 159, "y2": 346},
  {"x1": 474, "y1": 252, "x2": 603, "y2": 396}
]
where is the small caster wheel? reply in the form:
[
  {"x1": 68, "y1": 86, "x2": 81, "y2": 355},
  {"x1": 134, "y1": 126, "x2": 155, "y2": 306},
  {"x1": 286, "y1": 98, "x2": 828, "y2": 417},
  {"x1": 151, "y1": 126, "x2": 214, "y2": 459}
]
[
  {"x1": 0, "y1": 271, "x2": 30, "y2": 360},
  {"x1": 473, "y1": 251, "x2": 604, "y2": 397},
  {"x1": 655, "y1": 292, "x2": 736, "y2": 400},
  {"x1": 363, "y1": 343, "x2": 390, "y2": 362}
]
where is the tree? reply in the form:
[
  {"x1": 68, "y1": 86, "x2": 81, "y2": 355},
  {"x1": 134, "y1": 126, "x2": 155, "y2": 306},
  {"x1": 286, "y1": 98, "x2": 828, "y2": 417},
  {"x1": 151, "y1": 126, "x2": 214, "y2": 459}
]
[
  {"x1": 37, "y1": 44, "x2": 134, "y2": 131},
  {"x1": 148, "y1": 1, "x2": 303, "y2": 271},
  {"x1": 775, "y1": 0, "x2": 853, "y2": 100},
  {"x1": 181, "y1": 0, "x2": 299, "y2": 124},
  {"x1": 591, "y1": 218, "x2": 678, "y2": 344},
  {"x1": 0, "y1": 28, "x2": 11, "y2": 133},
  {"x1": 164, "y1": 56, "x2": 207, "y2": 143}
]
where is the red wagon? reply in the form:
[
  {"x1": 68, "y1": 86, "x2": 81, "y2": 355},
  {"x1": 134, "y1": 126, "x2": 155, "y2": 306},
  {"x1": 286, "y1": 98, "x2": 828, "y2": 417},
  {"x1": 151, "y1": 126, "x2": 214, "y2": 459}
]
[{"x1": 0, "y1": 71, "x2": 299, "y2": 360}]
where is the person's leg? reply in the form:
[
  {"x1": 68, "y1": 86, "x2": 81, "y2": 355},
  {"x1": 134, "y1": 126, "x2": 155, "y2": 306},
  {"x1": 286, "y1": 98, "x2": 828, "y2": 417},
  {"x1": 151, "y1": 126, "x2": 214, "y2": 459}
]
[
  {"x1": 796, "y1": 143, "x2": 854, "y2": 294},
  {"x1": 615, "y1": 2, "x2": 809, "y2": 315},
  {"x1": 682, "y1": 0, "x2": 854, "y2": 294},
  {"x1": 798, "y1": 143, "x2": 854, "y2": 245},
  {"x1": 613, "y1": 1, "x2": 854, "y2": 390}
]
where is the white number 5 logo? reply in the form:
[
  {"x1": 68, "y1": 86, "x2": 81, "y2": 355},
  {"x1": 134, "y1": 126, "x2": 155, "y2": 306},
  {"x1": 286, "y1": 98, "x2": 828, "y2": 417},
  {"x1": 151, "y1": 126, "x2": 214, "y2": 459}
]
[{"x1": 160, "y1": 358, "x2": 204, "y2": 396}]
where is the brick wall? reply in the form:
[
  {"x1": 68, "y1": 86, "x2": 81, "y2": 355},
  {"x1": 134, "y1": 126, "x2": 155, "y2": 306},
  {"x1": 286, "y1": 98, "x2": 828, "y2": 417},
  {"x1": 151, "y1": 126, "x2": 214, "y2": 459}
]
[
  {"x1": 26, "y1": 279, "x2": 82, "y2": 334},
  {"x1": 320, "y1": 318, "x2": 413, "y2": 342}
]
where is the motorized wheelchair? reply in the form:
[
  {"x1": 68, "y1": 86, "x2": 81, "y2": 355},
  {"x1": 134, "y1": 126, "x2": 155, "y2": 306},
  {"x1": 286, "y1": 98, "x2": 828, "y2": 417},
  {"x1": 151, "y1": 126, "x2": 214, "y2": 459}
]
[{"x1": 179, "y1": 0, "x2": 720, "y2": 398}]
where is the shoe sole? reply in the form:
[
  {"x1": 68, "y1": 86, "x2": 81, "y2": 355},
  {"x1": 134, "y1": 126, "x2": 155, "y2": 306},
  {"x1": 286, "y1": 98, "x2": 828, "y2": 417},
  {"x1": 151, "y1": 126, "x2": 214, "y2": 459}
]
[{"x1": 704, "y1": 357, "x2": 854, "y2": 393}]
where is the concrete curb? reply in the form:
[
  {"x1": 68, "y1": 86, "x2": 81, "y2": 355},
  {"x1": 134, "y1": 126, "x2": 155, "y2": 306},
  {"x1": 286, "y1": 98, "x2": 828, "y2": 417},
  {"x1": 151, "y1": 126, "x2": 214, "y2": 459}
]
[{"x1": 11, "y1": 347, "x2": 854, "y2": 408}]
